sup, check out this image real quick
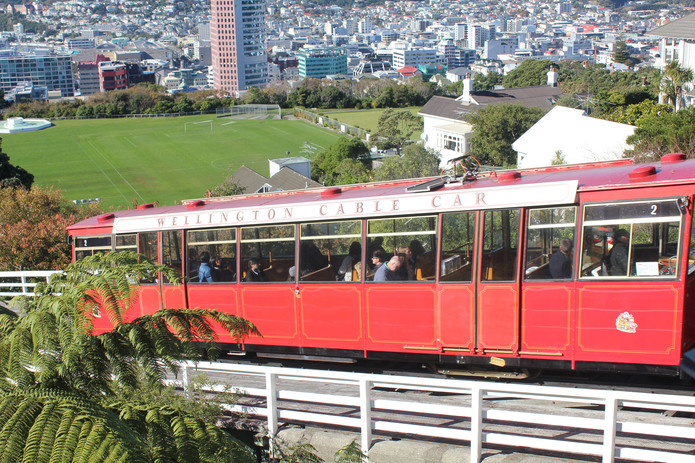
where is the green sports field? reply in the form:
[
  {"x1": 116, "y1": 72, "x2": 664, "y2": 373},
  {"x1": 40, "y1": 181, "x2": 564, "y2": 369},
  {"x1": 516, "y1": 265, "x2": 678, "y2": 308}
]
[
  {"x1": 324, "y1": 107, "x2": 423, "y2": 139},
  {"x1": 3, "y1": 115, "x2": 342, "y2": 210}
]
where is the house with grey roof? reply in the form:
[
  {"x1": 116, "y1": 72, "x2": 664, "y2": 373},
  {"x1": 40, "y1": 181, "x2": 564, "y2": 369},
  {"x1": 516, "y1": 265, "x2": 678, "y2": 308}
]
[
  {"x1": 647, "y1": 13, "x2": 695, "y2": 108},
  {"x1": 230, "y1": 160, "x2": 322, "y2": 195},
  {"x1": 418, "y1": 69, "x2": 563, "y2": 165}
]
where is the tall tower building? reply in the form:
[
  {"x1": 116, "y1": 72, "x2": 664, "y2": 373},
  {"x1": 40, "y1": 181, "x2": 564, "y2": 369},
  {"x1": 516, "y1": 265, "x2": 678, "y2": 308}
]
[{"x1": 211, "y1": 0, "x2": 268, "y2": 94}]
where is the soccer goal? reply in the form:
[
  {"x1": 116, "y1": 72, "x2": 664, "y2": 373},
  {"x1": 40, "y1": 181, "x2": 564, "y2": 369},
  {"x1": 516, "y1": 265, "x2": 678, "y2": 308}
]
[
  {"x1": 216, "y1": 104, "x2": 282, "y2": 119},
  {"x1": 184, "y1": 120, "x2": 213, "y2": 133}
]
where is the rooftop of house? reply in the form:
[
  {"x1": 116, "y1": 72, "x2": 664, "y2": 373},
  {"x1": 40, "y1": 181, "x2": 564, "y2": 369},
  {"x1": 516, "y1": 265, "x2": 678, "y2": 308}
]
[
  {"x1": 419, "y1": 85, "x2": 564, "y2": 121},
  {"x1": 647, "y1": 13, "x2": 695, "y2": 40},
  {"x1": 231, "y1": 165, "x2": 322, "y2": 195}
]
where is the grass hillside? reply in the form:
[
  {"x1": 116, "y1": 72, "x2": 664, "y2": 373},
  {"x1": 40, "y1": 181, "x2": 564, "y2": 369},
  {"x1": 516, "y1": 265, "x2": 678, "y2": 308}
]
[
  {"x1": 324, "y1": 107, "x2": 423, "y2": 139},
  {"x1": 3, "y1": 115, "x2": 342, "y2": 210}
]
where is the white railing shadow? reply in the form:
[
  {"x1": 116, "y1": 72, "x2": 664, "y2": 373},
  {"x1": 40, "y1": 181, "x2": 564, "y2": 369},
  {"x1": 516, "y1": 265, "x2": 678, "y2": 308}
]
[{"x1": 174, "y1": 361, "x2": 695, "y2": 463}]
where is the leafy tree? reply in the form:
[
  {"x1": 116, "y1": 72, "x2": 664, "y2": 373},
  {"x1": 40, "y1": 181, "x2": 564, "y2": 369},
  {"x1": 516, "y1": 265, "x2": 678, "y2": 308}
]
[
  {"x1": 0, "y1": 139, "x2": 33, "y2": 188},
  {"x1": 209, "y1": 177, "x2": 246, "y2": 197},
  {"x1": 373, "y1": 144, "x2": 440, "y2": 181},
  {"x1": 311, "y1": 137, "x2": 369, "y2": 186},
  {"x1": 626, "y1": 106, "x2": 695, "y2": 162},
  {"x1": 555, "y1": 94, "x2": 582, "y2": 109},
  {"x1": 474, "y1": 72, "x2": 503, "y2": 91},
  {"x1": 332, "y1": 158, "x2": 370, "y2": 185},
  {"x1": 659, "y1": 61, "x2": 694, "y2": 111},
  {"x1": 502, "y1": 59, "x2": 553, "y2": 88},
  {"x1": 373, "y1": 86, "x2": 395, "y2": 108},
  {"x1": 466, "y1": 104, "x2": 546, "y2": 166},
  {"x1": 0, "y1": 186, "x2": 100, "y2": 271},
  {"x1": 0, "y1": 252, "x2": 260, "y2": 462},
  {"x1": 601, "y1": 99, "x2": 672, "y2": 126},
  {"x1": 444, "y1": 79, "x2": 463, "y2": 96},
  {"x1": 613, "y1": 40, "x2": 632, "y2": 66},
  {"x1": 374, "y1": 109, "x2": 423, "y2": 156}
]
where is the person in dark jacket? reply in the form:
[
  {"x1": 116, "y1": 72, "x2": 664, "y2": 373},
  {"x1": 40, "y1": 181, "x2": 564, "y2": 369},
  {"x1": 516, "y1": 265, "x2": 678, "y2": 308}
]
[
  {"x1": 609, "y1": 229, "x2": 630, "y2": 276},
  {"x1": 245, "y1": 258, "x2": 266, "y2": 282},
  {"x1": 549, "y1": 239, "x2": 573, "y2": 279}
]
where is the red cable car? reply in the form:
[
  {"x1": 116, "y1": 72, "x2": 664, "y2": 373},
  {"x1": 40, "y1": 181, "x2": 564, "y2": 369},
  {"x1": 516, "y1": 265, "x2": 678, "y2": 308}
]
[{"x1": 68, "y1": 156, "x2": 695, "y2": 379}]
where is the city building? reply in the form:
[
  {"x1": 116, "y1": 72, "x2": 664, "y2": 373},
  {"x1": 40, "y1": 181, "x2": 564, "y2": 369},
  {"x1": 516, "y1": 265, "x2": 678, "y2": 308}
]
[
  {"x1": 450, "y1": 48, "x2": 476, "y2": 69},
  {"x1": 352, "y1": 59, "x2": 392, "y2": 78},
  {"x1": 67, "y1": 38, "x2": 95, "y2": 50},
  {"x1": 98, "y1": 60, "x2": 128, "y2": 91},
  {"x1": 211, "y1": 0, "x2": 268, "y2": 94},
  {"x1": 76, "y1": 54, "x2": 110, "y2": 96},
  {"x1": 392, "y1": 47, "x2": 440, "y2": 69},
  {"x1": 437, "y1": 39, "x2": 456, "y2": 68},
  {"x1": 297, "y1": 46, "x2": 347, "y2": 79},
  {"x1": 0, "y1": 49, "x2": 75, "y2": 97}
]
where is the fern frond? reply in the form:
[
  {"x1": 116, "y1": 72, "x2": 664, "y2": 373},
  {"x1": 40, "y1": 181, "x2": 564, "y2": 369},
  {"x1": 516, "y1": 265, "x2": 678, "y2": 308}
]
[
  {"x1": 20, "y1": 400, "x2": 58, "y2": 463},
  {"x1": 48, "y1": 406, "x2": 77, "y2": 463},
  {"x1": 0, "y1": 396, "x2": 43, "y2": 463}
]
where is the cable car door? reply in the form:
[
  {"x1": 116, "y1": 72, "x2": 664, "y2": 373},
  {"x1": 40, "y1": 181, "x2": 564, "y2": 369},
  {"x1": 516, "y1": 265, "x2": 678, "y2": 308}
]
[{"x1": 476, "y1": 208, "x2": 521, "y2": 353}]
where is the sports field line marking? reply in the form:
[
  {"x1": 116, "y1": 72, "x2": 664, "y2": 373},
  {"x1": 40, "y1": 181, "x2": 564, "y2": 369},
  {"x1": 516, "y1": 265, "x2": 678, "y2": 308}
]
[
  {"x1": 87, "y1": 140, "x2": 146, "y2": 203},
  {"x1": 268, "y1": 125, "x2": 290, "y2": 135},
  {"x1": 126, "y1": 138, "x2": 137, "y2": 148},
  {"x1": 221, "y1": 121, "x2": 235, "y2": 126},
  {"x1": 76, "y1": 141, "x2": 130, "y2": 204}
]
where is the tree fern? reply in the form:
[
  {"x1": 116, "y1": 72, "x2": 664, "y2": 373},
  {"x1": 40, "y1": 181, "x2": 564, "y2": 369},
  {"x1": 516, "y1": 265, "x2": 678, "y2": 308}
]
[
  {"x1": 0, "y1": 398, "x2": 44, "y2": 463},
  {"x1": 0, "y1": 252, "x2": 259, "y2": 462},
  {"x1": 20, "y1": 400, "x2": 58, "y2": 463},
  {"x1": 334, "y1": 440, "x2": 367, "y2": 463}
]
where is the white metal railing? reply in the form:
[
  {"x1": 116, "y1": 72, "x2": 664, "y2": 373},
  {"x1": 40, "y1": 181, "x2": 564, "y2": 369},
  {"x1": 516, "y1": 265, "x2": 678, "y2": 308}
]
[
  {"x1": 176, "y1": 361, "x2": 695, "y2": 463},
  {"x1": 0, "y1": 271, "x2": 59, "y2": 297}
]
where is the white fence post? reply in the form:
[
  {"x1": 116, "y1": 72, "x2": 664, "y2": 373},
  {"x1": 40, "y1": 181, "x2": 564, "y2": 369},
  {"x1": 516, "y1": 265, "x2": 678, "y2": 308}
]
[
  {"x1": 470, "y1": 386, "x2": 483, "y2": 463},
  {"x1": 181, "y1": 363, "x2": 189, "y2": 398},
  {"x1": 359, "y1": 377, "x2": 373, "y2": 460},
  {"x1": 266, "y1": 371, "x2": 279, "y2": 457},
  {"x1": 602, "y1": 394, "x2": 618, "y2": 463}
]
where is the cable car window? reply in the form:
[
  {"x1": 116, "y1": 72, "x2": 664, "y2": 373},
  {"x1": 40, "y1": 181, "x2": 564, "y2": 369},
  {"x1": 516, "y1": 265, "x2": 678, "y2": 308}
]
[
  {"x1": 240, "y1": 224, "x2": 295, "y2": 283},
  {"x1": 689, "y1": 218, "x2": 695, "y2": 276},
  {"x1": 138, "y1": 232, "x2": 158, "y2": 284},
  {"x1": 300, "y1": 220, "x2": 362, "y2": 282},
  {"x1": 115, "y1": 234, "x2": 136, "y2": 251},
  {"x1": 161, "y1": 230, "x2": 183, "y2": 283},
  {"x1": 187, "y1": 228, "x2": 237, "y2": 283},
  {"x1": 481, "y1": 209, "x2": 520, "y2": 281},
  {"x1": 524, "y1": 207, "x2": 576, "y2": 280},
  {"x1": 440, "y1": 212, "x2": 476, "y2": 282},
  {"x1": 74, "y1": 235, "x2": 112, "y2": 261},
  {"x1": 580, "y1": 199, "x2": 683, "y2": 278},
  {"x1": 366, "y1": 215, "x2": 438, "y2": 282}
]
